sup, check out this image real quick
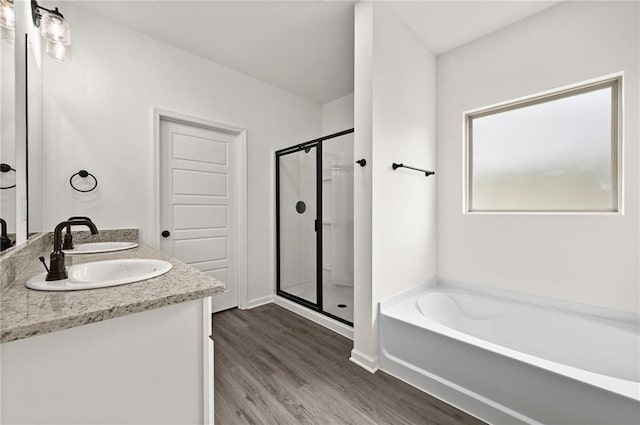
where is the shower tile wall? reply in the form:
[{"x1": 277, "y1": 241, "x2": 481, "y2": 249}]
[
  {"x1": 322, "y1": 133, "x2": 354, "y2": 322},
  {"x1": 323, "y1": 136, "x2": 354, "y2": 279}
]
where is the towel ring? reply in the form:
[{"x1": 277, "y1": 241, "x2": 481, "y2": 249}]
[
  {"x1": 0, "y1": 163, "x2": 16, "y2": 190},
  {"x1": 70, "y1": 170, "x2": 98, "y2": 193}
]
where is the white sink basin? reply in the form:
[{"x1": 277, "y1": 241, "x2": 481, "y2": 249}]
[
  {"x1": 26, "y1": 259, "x2": 172, "y2": 291},
  {"x1": 63, "y1": 241, "x2": 139, "y2": 255}
]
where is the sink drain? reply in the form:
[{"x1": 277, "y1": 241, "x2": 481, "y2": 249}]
[{"x1": 337, "y1": 304, "x2": 347, "y2": 308}]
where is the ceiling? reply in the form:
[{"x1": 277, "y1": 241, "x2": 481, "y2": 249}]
[
  {"x1": 387, "y1": 1, "x2": 559, "y2": 55},
  {"x1": 68, "y1": 1, "x2": 559, "y2": 104},
  {"x1": 69, "y1": 1, "x2": 356, "y2": 104}
]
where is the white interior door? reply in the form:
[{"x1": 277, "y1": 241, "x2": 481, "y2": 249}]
[{"x1": 160, "y1": 119, "x2": 238, "y2": 313}]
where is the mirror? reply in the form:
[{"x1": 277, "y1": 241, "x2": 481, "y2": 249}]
[
  {"x1": 26, "y1": 35, "x2": 43, "y2": 237},
  {"x1": 0, "y1": 20, "x2": 16, "y2": 253}
]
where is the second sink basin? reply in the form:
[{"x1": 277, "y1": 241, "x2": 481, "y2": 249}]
[
  {"x1": 63, "y1": 241, "x2": 139, "y2": 255},
  {"x1": 26, "y1": 259, "x2": 173, "y2": 291}
]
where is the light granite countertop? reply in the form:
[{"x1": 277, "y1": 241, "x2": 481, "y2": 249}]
[{"x1": 1, "y1": 242, "x2": 225, "y2": 343}]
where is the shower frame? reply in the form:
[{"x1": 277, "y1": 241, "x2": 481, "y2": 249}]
[{"x1": 275, "y1": 128, "x2": 354, "y2": 326}]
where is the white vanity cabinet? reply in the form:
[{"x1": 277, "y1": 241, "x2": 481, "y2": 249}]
[{"x1": 0, "y1": 298, "x2": 214, "y2": 424}]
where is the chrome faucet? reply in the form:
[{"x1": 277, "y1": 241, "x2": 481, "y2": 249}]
[
  {"x1": 46, "y1": 219, "x2": 99, "y2": 281},
  {"x1": 62, "y1": 216, "x2": 94, "y2": 250}
]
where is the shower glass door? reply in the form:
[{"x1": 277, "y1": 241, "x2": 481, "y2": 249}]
[
  {"x1": 276, "y1": 129, "x2": 354, "y2": 326},
  {"x1": 276, "y1": 144, "x2": 318, "y2": 307}
]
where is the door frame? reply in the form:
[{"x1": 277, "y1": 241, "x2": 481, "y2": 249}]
[{"x1": 152, "y1": 107, "x2": 248, "y2": 310}]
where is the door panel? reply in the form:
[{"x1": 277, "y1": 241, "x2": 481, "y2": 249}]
[
  {"x1": 188, "y1": 259, "x2": 227, "y2": 271},
  {"x1": 173, "y1": 205, "x2": 227, "y2": 230},
  {"x1": 207, "y1": 268, "x2": 228, "y2": 283},
  {"x1": 160, "y1": 119, "x2": 238, "y2": 313},
  {"x1": 277, "y1": 147, "x2": 318, "y2": 306},
  {"x1": 173, "y1": 237, "x2": 228, "y2": 264},
  {"x1": 172, "y1": 133, "x2": 227, "y2": 164},
  {"x1": 173, "y1": 170, "x2": 227, "y2": 196}
]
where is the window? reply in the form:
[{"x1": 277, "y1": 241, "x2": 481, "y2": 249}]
[{"x1": 466, "y1": 77, "x2": 620, "y2": 213}]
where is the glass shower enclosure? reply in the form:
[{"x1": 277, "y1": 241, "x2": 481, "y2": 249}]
[{"x1": 276, "y1": 129, "x2": 354, "y2": 325}]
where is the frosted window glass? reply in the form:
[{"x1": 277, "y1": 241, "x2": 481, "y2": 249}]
[{"x1": 468, "y1": 81, "x2": 618, "y2": 212}]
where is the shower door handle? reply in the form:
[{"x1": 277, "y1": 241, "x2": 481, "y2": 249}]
[{"x1": 314, "y1": 219, "x2": 318, "y2": 232}]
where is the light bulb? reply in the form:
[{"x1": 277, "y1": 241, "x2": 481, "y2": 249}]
[
  {"x1": 0, "y1": 0, "x2": 14, "y2": 30},
  {"x1": 41, "y1": 12, "x2": 70, "y2": 45},
  {"x1": 46, "y1": 39, "x2": 70, "y2": 61}
]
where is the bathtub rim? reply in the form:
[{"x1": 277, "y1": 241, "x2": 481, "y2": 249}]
[
  {"x1": 380, "y1": 280, "x2": 640, "y2": 325},
  {"x1": 380, "y1": 284, "x2": 640, "y2": 402}
]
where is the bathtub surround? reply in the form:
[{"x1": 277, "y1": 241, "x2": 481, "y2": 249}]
[
  {"x1": 379, "y1": 284, "x2": 640, "y2": 424},
  {"x1": 352, "y1": 2, "x2": 437, "y2": 370},
  {"x1": 436, "y1": 1, "x2": 640, "y2": 313}
]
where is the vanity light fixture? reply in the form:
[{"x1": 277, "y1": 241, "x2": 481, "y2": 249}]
[
  {"x1": 0, "y1": 0, "x2": 14, "y2": 44},
  {"x1": 31, "y1": 0, "x2": 70, "y2": 61}
]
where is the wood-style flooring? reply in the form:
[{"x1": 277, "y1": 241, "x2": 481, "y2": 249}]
[{"x1": 212, "y1": 304, "x2": 486, "y2": 425}]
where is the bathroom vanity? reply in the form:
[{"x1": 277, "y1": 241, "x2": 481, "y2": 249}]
[{"x1": 0, "y1": 230, "x2": 223, "y2": 424}]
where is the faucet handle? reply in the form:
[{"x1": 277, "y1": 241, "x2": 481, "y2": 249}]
[{"x1": 39, "y1": 256, "x2": 50, "y2": 273}]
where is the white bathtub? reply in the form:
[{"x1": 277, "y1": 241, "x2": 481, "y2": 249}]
[{"x1": 379, "y1": 285, "x2": 640, "y2": 425}]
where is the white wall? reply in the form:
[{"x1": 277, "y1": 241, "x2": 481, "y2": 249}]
[
  {"x1": 353, "y1": 2, "x2": 375, "y2": 368},
  {"x1": 322, "y1": 93, "x2": 354, "y2": 135},
  {"x1": 352, "y1": 3, "x2": 437, "y2": 369},
  {"x1": 437, "y1": 1, "x2": 639, "y2": 313},
  {"x1": 42, "y1": 5, "x2": 321, "y2": 304},
  {"x1": 371, "y1": 4, "x2": 436, "y2": 303}
]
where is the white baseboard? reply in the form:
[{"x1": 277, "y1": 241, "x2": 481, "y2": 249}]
[
  {"x1": 245, "y1": 295, "x2": 274, "y2": 310},
  {"x1": 272, "y1": 296, "x2": 353, "y2": 340},
  {"x1": 350, "y1": 349, "x2": 379, "y2": 373}
]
